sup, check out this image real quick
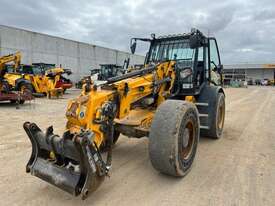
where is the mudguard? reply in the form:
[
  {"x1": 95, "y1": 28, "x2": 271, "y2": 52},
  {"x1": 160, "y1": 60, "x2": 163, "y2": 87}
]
[{"x1": 196, "y1": 85, "x2": 225, "y2": 137}]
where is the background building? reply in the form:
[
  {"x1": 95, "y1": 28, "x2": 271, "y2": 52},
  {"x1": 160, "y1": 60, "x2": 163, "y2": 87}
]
[
  {"x1": 0, "y1": 25, "x2": 145, "y2": 81},
  {"x1": 224, "y1": 63, "x2": 275, "y2": 84}
]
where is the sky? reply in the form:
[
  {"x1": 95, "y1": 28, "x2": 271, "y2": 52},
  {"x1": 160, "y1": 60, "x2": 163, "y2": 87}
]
[{"x1": 1, "y1": 0, "x2": 275, "y2": 64}]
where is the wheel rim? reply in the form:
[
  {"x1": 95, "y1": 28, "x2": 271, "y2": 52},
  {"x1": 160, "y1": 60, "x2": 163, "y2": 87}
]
[
  {"x1": 20, "y1": 85, "x2": 26, "y2": 92},
  {"x1": 217, "y1": 99, "x2": 225, "y2": 130},
  {"x1": 180, "y1": 121, "x2": 195, "y2": 160}
]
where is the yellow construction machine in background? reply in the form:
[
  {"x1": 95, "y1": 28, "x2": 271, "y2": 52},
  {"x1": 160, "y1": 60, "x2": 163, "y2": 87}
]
[
  {"x1": 5, "y1": 59, "x2": 73, "y2": 98},
  {"x1": 0, "y1": 52, "x2": 33, "y2": 104},
  {"x1": 20, "y1": 63, "x2": 73, "y2": 98}
]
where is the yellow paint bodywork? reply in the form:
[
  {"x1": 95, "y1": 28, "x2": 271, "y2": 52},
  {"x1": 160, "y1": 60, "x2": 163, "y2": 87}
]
[
  {"x1": 185, "y1": 95, "x2": 195, "y2": 103},
  {"x1": 0, "y1": 51, "x2": 21, "y2": 72},
  {"x1": 65, "y1": 61, "x2": 176, "y2": 147},
  {"x1": 45, "y1": 67, "x2": 67, "y2": 76},
  {"x1": 115, "y1": 108, "x2": 154, "y2": 126},
  {"x1": 0, "y1": 52, "x2": 63, "y2": 97},
  {"x1": 3, "y1": 73, "x2": 22, "y2": 87},
  {"x1": 23, "y1": 72, "x2": 63, "y2": 97}
]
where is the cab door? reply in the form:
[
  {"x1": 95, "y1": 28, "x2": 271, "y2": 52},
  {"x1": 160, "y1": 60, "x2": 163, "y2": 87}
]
[{"x1": 208, "y1": 38, "x2": 223, "y2": 85}]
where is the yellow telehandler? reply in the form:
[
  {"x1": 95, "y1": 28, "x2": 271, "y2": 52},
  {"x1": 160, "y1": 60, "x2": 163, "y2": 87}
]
[{"x1": 24, "y1": 29, "x2": 225, "y2": 199}]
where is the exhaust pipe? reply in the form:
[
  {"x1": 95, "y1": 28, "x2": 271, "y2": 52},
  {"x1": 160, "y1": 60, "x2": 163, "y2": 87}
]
[{"x1": 23, "y1": 122, "x2": 107, "y2": 199}]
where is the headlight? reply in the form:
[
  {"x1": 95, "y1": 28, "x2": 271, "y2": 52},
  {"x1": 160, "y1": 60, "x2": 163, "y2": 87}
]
[{"x1": 180, "y1": 68, "x2": 192, "y2": 79}]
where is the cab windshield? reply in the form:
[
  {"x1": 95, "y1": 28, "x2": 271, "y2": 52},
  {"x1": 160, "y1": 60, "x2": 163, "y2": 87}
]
[
  {"x1": 148, "y1": 38, "x2": 195, "y2": 63},
  {"x1": 43, "y1": 64, "x2": 55, "y2": 70},
  {"x1": 32, "y1": 65, "x2": 43, "y2": 75}
]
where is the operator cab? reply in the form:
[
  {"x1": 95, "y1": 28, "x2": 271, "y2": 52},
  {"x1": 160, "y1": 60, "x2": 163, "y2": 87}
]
[
  {"x1": 32, "y1": 63, "x2": 56, "y2": 75},
  {"x1": 16, "y1": 63, "x2": 54, "y2": 75},
  {"x1": 130, "y1": 29, "x2": 223, "y2": 96},
  {"x1": 98, "y1": 64, "x2": 125, "y2": 80},
  {"x1": 18, "y1": 64, "x2": 42, "y2": 75}
]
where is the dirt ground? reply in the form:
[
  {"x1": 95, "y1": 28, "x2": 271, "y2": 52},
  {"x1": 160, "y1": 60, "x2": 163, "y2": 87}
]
[{"x1": 0, "y1": 86, "x2": 274, "y2": 206}]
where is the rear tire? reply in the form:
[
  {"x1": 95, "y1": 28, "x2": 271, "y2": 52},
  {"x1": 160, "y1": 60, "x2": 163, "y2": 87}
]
[
  {"x1": 149, "y1": 100, "x2": 200, "y2": 177},
  {"x1": 207, "y1": 93, "x2": 225, "y2": 139}
]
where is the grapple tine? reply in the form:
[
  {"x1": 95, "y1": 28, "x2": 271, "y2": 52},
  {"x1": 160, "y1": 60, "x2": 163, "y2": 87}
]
[
  {"x1": 23, "y1": 122, "x2": 38, "y2": 173},
  {"x1": 23, "y1": 122, "x2": 105, "y2": 199}
]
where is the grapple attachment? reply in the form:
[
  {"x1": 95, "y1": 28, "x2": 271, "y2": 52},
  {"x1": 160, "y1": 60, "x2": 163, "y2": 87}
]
[{"x1": 23, "y1": 122, "x2": 107, "y2": 200}]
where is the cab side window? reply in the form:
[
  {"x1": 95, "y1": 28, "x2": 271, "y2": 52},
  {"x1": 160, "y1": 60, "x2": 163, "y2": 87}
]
[
  {"x1": 209, "y1": 39, "x2": 220, "y2": 70},
  {"x1": 32, "y1": 66, "x2": 42, "y2": 75},
  {"x1": 198, "y1": 47, "x2": 203, "y2": 62}
]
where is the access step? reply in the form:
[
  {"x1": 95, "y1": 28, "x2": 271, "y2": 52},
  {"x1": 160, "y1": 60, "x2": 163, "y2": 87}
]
[
  {"x1": 199, "y1": 113, "x2": 208, "y2": 117},
  {"x1": 200, "y1": 125, "x2": 209, "y2": 130},
  {"x1": 195, "y1": 102, "x2": 209, "y2": 106}
]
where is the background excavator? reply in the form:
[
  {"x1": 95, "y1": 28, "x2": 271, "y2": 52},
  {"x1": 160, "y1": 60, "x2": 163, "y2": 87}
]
[
  {"x1": 0, "y1": 52, "x2": 33, "y2": 104},
  {"x1": 24, "y1": 29, "x2": 225, "y2": 199}
]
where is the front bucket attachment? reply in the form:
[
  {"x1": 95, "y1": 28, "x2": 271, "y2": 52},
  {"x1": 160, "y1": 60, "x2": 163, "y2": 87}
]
[{"x1": 23, "y1": 122, "x2": 106, "y2": 199}]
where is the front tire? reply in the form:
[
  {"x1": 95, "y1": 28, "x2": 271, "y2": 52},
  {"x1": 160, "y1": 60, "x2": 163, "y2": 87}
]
[
  {"x1": 18, "y1": 82, "x2": 34, "y2": 104},
  {"x1": 2, "y1": 81, "x2": 11, "y2": 93},
  {"x1": 149, "y1": 100, "x2": 200, "y2": 177},
  {"x1": 19, "y1": 82, "x2": 33, "y2": 93}
]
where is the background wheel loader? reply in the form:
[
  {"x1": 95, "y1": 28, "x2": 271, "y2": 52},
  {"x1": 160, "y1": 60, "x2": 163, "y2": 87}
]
[
  {"x1": 75, "y1": 59, "x2": 130, "y2": 89},
  {"x1": 32, "y1": 63, "x2": 73, "y2": 93},
  {"x1": 18, "y1": 63, "x2": 73, "y2": 98},
  {"x1": 97, "y1": 63, "x2": 126, "y2": 80},
  {"x1": 23, "y1": 29, "x2": 225, "y2": 199},
  {"x1": 0, "y1": 52, "x2": 33, "y2": 104}
]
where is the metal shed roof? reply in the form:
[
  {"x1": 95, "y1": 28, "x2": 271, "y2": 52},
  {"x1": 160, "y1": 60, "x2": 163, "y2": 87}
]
[{"x1": 224, "y1": 63, "x2": 275, "y2": 70}]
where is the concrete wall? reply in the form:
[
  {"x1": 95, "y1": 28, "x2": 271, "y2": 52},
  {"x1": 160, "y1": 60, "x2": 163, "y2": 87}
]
[{"x1": 0, "y1": 25, "x2": 145, "y2": 81}]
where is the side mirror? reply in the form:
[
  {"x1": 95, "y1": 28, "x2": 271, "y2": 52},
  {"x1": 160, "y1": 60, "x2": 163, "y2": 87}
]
[
  {"x1": 64, "y1": 69, "x2": 72, "y2": 75},
  {"x1": 217, "y1": 64, "x2": 223, "y2": 74},
  {"x1": 130, "y1": 40, "x2": 137, "y2": 54},
  {"x1": 190, "y1": 33, "x2": 202, "y2": 49}
]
